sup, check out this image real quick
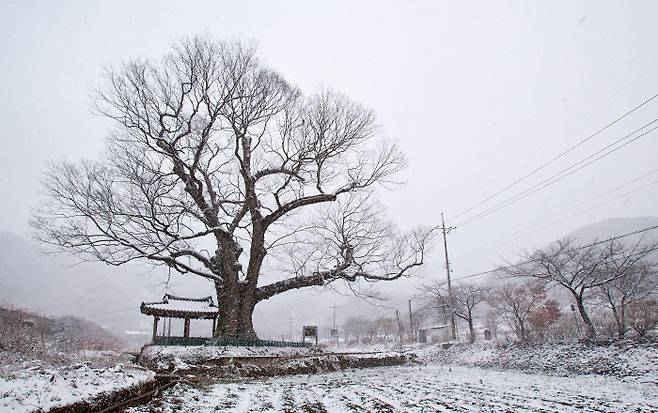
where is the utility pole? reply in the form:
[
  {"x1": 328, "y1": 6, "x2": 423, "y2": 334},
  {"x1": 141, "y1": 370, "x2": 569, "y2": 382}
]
[
  {"x1": 329, "y1": 303, "x2": 338, "y2": 348},
  {"x1": 287, "y1": 314, "x2": 294, "y2": 341},
  {"x1": 395, "y1": 309, "x2": 404, "y2": 342},
  {"x1": 331, "y1": 304, "x2": 337, "y2": 330},
  {"x1": 408, "y1": 299, "x2": 415, "y2": 341},
  {"x1": 441, "y1": 212, "x2": 457, "y2": 340}
]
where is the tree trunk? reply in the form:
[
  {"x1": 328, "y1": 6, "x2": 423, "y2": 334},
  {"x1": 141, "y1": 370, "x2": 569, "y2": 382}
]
[
  {"x1": 237, "y1": 286, "x2": 257, "y2": 339},
  {"x1": 513, "y1": 314, "x2": 528, "y2": 343},
  {"x1": 574, "y1": 295, "x2": 596, "y2": 339},
  {"x1": 214, "y1": 281, "x2": 258, "y2": 339},
  {"x1": 211, "y1": 236, "x2": 261, "y2": 340},
  {"x1": 616, "y1": 303, "x2": 626, "y2": 338},
  {"x1": 468, "y1": 318, "x2": 475, "y2": 343}
]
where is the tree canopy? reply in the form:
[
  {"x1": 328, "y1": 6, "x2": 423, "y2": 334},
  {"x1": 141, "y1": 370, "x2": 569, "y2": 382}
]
[{"x1": 32, "y1": 37, "x2": 434, "y2": 338}]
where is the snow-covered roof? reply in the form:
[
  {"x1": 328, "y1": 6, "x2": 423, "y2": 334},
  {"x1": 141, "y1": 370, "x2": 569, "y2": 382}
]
[{"x1": 140, "y1": 294, "x2": 218, "y2": 319}]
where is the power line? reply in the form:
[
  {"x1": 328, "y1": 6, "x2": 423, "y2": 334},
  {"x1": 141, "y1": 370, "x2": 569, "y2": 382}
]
[
  {"x1": 453, "y1": 120, "x2": 658, "y2": 227},
  {"x1": 467, "y1": 178, "x2": 658, "y2": 257},
  {"x1": 454, "y1": 119, "x2": 658, "y2": 227},
  {"x1": 447, "y1": 224, "x2": 658, "y2": 284},
  {"x1": 449, "y1": 94, "x2": 658, "y2": 222},
  {"x1": 461, "y1": 169, "x2": 658, "y2": 258}
]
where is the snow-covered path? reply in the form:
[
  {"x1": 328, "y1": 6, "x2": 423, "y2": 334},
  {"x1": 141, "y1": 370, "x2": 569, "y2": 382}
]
[{"x1": 129, "y1": 364, "x2": 657, "y2": 412}]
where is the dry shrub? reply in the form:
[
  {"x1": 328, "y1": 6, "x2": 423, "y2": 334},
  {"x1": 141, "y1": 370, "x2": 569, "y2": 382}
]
[{"x1": 627, "y1": 299, "x2": 658, "y2": 337}]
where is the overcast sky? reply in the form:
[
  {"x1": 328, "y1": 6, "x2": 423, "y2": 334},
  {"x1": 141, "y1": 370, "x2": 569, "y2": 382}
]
[{"x1": 2, "y1": 1, "x2": 658, "y2": 325}]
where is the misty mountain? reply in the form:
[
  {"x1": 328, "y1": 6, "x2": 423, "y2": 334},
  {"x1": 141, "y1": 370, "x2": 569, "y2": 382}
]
[
  {"x1": 566, "y1": 216, "x2": 658, "y2": 244},
  {"x1": 0, "y1": 232, "x2": 140, "y2": 313},
  {"x1": 0, "y1": 232, "x2": 168, "y2": 347},
  {"x1": 494, "y1": 216, "x2": 658, "y2": 308}
]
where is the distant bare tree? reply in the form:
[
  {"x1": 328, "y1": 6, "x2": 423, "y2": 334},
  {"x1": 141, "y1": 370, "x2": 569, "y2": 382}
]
[
  {"x1": 418, "y1": 283, "x2": 451, "y2": 327},
  {"x1": 595, "y1": 239, "x2": 658, "y2": 337},
  {"x1": 502, "y1": 238, "x2": 616, "y2": 339},
  {"x1": 344, "y1": 316, "x2": 370, "y2": 344},
  {"x1": 411, "y1": 306, "x2": 432, "y2": 334},
  {"x1": 375, "y1": 316, "x2": 397, "y2": 341},
  {"x1": 420, "y1": 281, "x2": 488, "y2": 343},
  {"x1": 489, "y1": 282, "x2": 546, "y2": 343},
  {"x1": 32, "y1": 36, "x2": 434, "y2": 339}
]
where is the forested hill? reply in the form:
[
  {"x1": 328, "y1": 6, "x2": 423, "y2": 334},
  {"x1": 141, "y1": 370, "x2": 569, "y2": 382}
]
[{"x1": 0, "y1": 306, "x2": 124, "y2": 354}]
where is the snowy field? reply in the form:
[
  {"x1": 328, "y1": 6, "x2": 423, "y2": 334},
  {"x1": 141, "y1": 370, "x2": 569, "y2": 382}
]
[
  {"x1": 142, "y1": 345, "x2": 323, "y2": 361},
  {"x1": 0, "y1": 362, "x2": 154, "y2": 413},
  {"x1": 141, "y1": 345, "x2": 324, "y2": 371},
  {"x1": 411, "y1": 340, "x2": 658, "y2": 384},
  {"x1": 128, "y1": 363, "x2": 656, "y2": 412}
]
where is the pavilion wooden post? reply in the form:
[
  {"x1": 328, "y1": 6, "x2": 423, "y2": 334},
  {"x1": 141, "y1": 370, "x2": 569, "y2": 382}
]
[
  {"x1": 183, "y1": 317, "x2": 190, "y2": 338},
  {"x1": 212, "y1": 317, "x2": 217, "y2": 336},
  {"x1": 152, "y1": 316, "x2": 160, "y2": 341},
  {"x1": 141, "y1": 295, "x2": 219, "y2": 341}
]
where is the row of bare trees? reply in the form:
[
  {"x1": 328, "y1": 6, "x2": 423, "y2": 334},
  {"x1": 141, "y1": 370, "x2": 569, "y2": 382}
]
[
  {"x1": 418, "y1": 237, "x2": 657, "y2": 343},
  {"x1": 503, "y1": 237, "x2": 657, "y2": 339},
  {"x1": 343, "y1": 316, "x2": 396, "y2": 344},
  {"x1": 342, "y1": 308, "x2": 434, "y2": 345}
]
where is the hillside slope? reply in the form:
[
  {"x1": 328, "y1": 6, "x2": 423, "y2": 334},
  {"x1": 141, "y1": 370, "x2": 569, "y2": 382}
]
[
  {"x1": 567, "y1": 216, "x2": 658, "y2": 243},
  {"x1": 0, "y1": 232, "x2": 161, "y2": 346}
]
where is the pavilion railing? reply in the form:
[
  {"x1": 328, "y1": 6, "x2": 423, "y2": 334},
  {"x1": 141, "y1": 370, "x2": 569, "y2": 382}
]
[{"x1": 152, "y1": 335, "x2": 311, "y2": 347}]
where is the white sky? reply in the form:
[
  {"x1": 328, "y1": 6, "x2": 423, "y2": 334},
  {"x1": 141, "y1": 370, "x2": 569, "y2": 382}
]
[{"x1": 1, "y1": 1, "x2": 658, "y2": 332}]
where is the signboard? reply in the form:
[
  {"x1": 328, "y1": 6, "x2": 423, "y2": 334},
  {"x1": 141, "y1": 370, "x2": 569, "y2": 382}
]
[
  {"x1": 330, "y1": 328, "x2": 338, "y2": 337},
  {"x1": 303, "y1": 325, "x2": 317, "y2": 337},
  {"x1": 302, "y1": 325, "x2": 318, "y2": 344}
]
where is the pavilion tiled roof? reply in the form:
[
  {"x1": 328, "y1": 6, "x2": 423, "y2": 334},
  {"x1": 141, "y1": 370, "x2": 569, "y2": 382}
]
[{"x1": 140, "y1": 294, "x2": 219, "y2": 319}]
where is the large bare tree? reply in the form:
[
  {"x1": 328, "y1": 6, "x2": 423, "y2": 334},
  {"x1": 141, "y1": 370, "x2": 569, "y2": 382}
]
[{"x1": 32, "y1": 37, "x2": 434, "y2": 339}]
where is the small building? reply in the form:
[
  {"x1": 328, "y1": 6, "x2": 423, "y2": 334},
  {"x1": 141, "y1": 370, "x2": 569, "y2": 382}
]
[{"x1": 140, "y1": 294, "x2": 219, "y2": 341}]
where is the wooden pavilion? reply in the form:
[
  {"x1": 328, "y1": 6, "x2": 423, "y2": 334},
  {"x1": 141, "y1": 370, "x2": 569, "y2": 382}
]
[{"x1": 140, "y1": 294, "x2": 219, "y2": 341}]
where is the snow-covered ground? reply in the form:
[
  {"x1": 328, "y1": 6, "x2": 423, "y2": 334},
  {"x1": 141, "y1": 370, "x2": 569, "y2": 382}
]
[
  {"x1": 140, "y1": 345, "x2": 326, "y2": 372},
  {"x1": 3, "y1": 341, "x2": 655, "y2": 411},
  {"x1": 140, "y1": 344, "x2": 407, "y2": 378},
  {"x1": 0, "y1": 361, "x2": 154, "y2": 413},
  {"x1": 412, "y1": 340, "x2": 658, "y2": 384},
  {"x1": 143, "y1": 344, "x2": 323, "y2": 361},
  {"x1": 129, "y1": 341, "x2": 657, "y2": 411},
  {"x1": 127, "y1": 363, "x2": 656, "y2": 412}
]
